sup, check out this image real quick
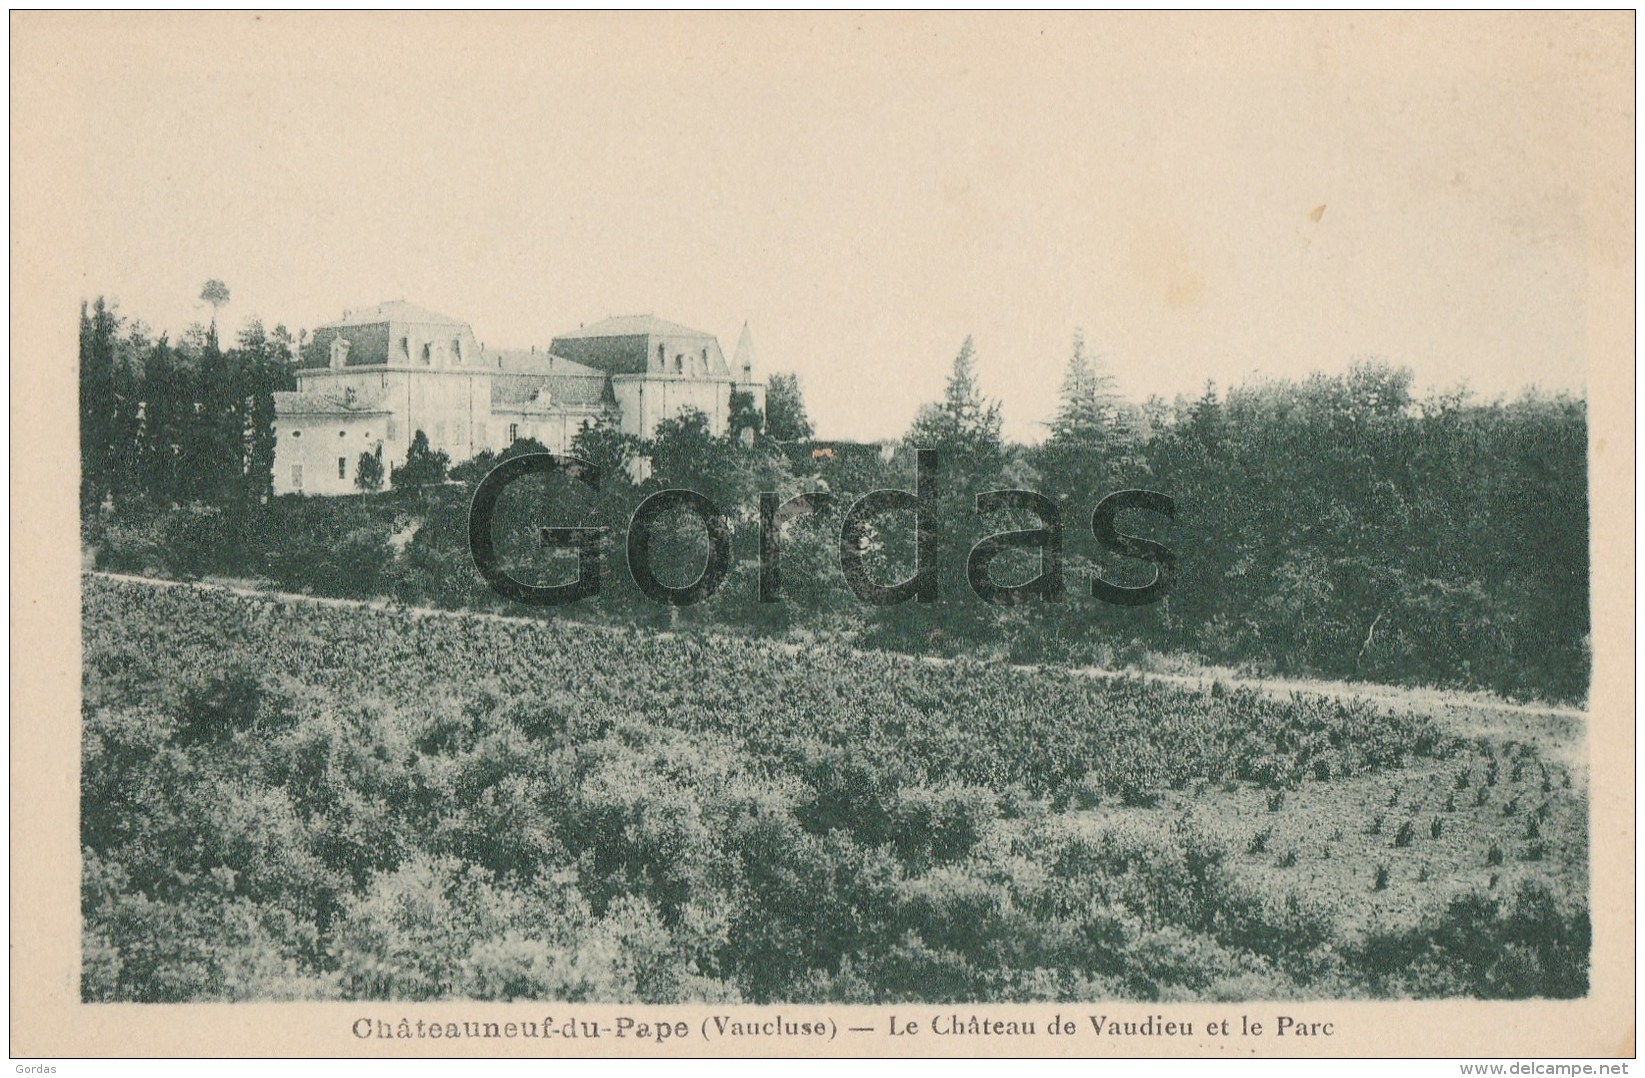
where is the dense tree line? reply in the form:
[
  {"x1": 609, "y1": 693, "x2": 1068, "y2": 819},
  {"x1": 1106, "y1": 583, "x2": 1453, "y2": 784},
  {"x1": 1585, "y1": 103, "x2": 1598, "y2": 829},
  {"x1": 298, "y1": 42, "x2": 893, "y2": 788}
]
[
  {"x1": 79, "y1": 296, "x2": 295, "y2": 515},
  {"x1": 874, "y1": 338, "x2": 1585, "y2": 701},
  {"x1": 1141, "y1": 368, "x2": 1588, "y2": 700},
  {"x1": 81, "y1": 295, "x2": 1590, "y2": 701}
]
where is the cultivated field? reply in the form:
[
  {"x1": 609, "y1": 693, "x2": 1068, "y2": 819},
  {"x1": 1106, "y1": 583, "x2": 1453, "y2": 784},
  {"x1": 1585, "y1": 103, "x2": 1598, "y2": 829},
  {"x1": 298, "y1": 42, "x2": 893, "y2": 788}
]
[{"x1": 81, "y1": 574, "x2": 1589, "y2": 1003}]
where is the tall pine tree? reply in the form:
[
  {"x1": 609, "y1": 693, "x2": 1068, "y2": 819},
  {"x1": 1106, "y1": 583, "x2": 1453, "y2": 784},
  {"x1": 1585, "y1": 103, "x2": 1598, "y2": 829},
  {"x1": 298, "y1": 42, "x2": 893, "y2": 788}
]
[
  {"x1": 1047, "y1": 329, "x2": 1123, "y2": 446},
  {"x1": 764, "y1": 372, "x2": 815, "y2": 441},
  {"x1": 78, "y1": 297, "x2": 138, "y2": 513},
  {"x1": 234, "y1": 320, "x2": 295, "y2": 506},
  {"x1": 1039, "y1": 329, "x2": 1142, "y2": 503},
  {"x1": 905, "y1": 335, "x2": 1004, "y2": 474},
  {"x1": 181, "y1": 324, "x2": 241, "y2": 504},
  {"x1": 136, "y1": 336, "x2": 191, "y2": 503}
]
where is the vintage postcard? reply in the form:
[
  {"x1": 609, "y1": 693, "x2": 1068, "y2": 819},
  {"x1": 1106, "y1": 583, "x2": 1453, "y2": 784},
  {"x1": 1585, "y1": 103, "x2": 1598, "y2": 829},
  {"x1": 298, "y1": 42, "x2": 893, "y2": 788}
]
[{"x1": 10, "y1": 11, "x2": 1634, "y2": 1060}]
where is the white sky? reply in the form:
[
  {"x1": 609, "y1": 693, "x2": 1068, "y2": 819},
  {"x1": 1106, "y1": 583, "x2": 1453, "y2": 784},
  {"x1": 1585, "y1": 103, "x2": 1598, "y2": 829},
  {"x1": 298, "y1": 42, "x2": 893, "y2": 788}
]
[{"x1": 27, "y1": 12, "x2": 1625, "y2": 442}]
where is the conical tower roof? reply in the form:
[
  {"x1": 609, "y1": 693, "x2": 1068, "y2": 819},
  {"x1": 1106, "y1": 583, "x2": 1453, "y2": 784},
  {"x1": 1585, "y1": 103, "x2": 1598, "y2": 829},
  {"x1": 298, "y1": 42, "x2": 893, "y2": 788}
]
[{"x1": 733, "y1": 322, "x2": 755, "y2": 377}]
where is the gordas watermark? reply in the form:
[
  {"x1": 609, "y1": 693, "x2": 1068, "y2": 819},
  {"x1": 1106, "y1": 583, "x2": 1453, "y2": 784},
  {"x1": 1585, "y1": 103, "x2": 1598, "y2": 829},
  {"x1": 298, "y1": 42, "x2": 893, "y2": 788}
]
[{"x1": 469, "y1": 449, "x2": 1177, "y2": 608}]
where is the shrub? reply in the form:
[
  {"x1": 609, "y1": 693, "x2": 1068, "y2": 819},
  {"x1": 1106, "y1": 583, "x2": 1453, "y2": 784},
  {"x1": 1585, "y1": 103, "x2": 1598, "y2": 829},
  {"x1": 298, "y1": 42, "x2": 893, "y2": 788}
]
[
  {"x1": 1110, "y1": 746, "x2": 1168, "y2": 808},
  {"x1": 160, "y1": 505, "x2": 241, "y2": 579},
  {"x1": 888, "y1": 783, "x2": 999, "y2": 869},
  {"x1": 391, "y1": 431, "x2": 450, "y2": 490},
  {"x1": 175, "y1": 667, "x2": 265, "y2": 746},
  {"x1": 95, "y1": 513, "x2": 167, "y2": 575}
]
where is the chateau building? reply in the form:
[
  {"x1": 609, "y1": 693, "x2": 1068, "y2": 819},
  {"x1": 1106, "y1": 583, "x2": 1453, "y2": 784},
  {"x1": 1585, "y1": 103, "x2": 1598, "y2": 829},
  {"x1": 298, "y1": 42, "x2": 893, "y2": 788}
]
[{"x1": 272, "y1": 302, "x2": 764, "y2": 496}]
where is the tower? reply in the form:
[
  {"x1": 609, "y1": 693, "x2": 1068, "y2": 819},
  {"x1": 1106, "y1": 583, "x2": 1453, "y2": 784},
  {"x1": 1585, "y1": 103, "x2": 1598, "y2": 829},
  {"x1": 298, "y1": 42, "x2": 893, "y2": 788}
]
[{"x1": 733, "y1": 322, "x2": 756, "y2": 385}]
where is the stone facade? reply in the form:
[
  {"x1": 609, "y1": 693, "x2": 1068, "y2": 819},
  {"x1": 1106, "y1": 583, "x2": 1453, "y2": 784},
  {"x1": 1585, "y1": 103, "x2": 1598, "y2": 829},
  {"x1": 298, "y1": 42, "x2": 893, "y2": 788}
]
[{"x1": 273, "y1": 303, "x2": 765, "y2": 496}]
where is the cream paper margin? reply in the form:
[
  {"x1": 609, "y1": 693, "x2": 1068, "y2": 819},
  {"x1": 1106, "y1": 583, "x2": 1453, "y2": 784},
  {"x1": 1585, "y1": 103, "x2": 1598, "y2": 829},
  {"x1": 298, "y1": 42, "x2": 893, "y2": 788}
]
[{"x1": 9, "y1": 11, "x2": 1634, "y2": 1059}]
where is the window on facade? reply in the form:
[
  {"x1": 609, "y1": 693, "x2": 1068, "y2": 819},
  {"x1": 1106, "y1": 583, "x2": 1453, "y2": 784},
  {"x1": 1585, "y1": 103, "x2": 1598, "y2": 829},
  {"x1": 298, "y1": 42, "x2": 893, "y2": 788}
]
[
  {"x1": 386, "y1": 418, "x2": 398, "y2": 440},
  {"x1": 338, "y1": 457, "x2": 347, "y2": 480},
  {"x1": 675, "y1": 354, "x2": 683, "y2": 373},
  {"x1": 508, "y1": 422, "x2": 519, "y2": 443},
  {"x1": 399, "y1": 337, "x2": 410, "y2": 360},
  {"x1": 657, "y1": 343, "x2": 666, "y2": 369},
  {"x1": 339, "y1": 430, "x2": 346, "y2": 438},
  {"x1": 292, "y1": 429, "x2": 302, "y2": 439},
  {"x1": 434, "y1": 420, "x2": 446, "y2": 444},
  {"x1": 452, "y1": 338, "x2": 463, "y2": 363},
  {"x1": 422, "y1": 342, "x2": 433, "y2": 365},
  {"x1": 292, "y1": 465, "x2": 303, "y2": 490}
]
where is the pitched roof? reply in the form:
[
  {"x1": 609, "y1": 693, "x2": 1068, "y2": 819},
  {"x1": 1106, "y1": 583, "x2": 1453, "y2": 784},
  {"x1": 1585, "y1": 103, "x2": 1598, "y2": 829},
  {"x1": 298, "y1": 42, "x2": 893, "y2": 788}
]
[
  {"x1": 319, "y1": 301, "x2": 468, "y2": 329},
  {"x1": 489, "y1": 349, "x2": 606, "y2": 377},
  {"x1": 491, "y1": 373, "x2": 612, "y2": 408},
  {"x1": 273, "y1": 389, "x2": 392, "y2": 416},
  {"x1": 552, "y1": 315, "x2": 715, "y2": 340}
]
